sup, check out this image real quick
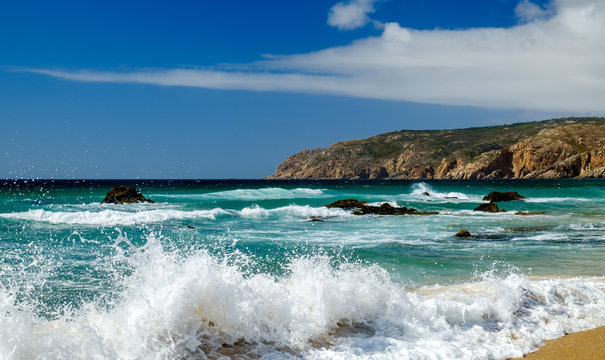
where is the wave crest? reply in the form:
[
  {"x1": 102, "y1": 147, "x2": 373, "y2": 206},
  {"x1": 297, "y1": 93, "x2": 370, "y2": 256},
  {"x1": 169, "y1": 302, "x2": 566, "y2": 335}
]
[
  {"x1": 0, "y1": 208, "x2": 227, "y2": 226},
  {"x1": 238, "y1": 205, "x2": 353, "y2": 219},
  {"x1": 2, "y1": 236, "x2": 605, "y2": 359},
  {"x1": 155, "y1": 187, "x2": 327, "y2": 201},
  {"x1": 411, "y1": 182, "x2": 472, "y2": 200}
]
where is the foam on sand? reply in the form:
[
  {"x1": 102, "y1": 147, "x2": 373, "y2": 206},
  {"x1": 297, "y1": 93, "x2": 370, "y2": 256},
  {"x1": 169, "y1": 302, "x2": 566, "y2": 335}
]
[{"x1": 510, "y1": 325, "x2": 605, "y2": 360}]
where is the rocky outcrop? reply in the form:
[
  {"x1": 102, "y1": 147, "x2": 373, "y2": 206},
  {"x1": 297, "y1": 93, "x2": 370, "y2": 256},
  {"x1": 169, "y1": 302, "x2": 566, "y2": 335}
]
[
  {"x1": 325, "y1": 199, "x2": 437, "y2": 215},
  {"x1": 437, "y1": 149, "x2": 515, "y2": 179},
  {"x1": 326, "y1": 198, "x2": 368, "y2": 209},
  {"x1": 473, "y1": 203, "x2": 503, "y2": 213},
  {"x1": 455, "y1": 230, "x2": 472, "y2": 238},
  {"x1": 102, "y1": 185, "x2": 154, "y2": 204},
  {"x1": 269, "y1": 118, "x2": 605, "y2": 179},
  {"x1": 483, "y1": 191, "x2": 526, "y2": 202}
]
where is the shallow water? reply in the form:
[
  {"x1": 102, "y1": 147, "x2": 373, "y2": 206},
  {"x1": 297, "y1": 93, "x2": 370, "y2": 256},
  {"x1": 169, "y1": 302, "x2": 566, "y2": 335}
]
[{"x1": 0, "y1": 179, "x2": 604, "y2": 359}]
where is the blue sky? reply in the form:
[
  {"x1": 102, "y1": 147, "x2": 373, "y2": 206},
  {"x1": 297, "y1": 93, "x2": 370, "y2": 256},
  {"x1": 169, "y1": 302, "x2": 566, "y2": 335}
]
[{"x1": 1, "y1": 0, "x2": 603, "y2": 179}]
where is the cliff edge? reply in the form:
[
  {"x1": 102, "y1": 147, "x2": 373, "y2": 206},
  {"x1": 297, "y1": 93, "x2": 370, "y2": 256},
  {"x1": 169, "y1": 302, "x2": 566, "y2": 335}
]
[{"x1": 268, "y1": 117, "x2": 605, "y2": 179}]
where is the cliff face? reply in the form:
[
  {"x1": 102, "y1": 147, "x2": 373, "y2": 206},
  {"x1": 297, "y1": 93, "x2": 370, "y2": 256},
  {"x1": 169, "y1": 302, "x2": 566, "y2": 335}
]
[{"x1": 269, "y1": 118, "x2": 605, "y2": 179}]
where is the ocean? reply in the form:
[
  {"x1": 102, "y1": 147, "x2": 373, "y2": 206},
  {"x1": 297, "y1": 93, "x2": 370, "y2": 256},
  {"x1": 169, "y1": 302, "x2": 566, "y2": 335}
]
[{"x1": 0, "y1": 179, "x2": 604, "y2": 359}]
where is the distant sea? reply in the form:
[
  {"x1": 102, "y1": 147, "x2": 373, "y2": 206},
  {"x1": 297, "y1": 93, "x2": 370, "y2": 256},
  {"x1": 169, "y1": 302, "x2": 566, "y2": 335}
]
[{"x1": 1, "y1": 179, "x2": 604, "y2": 359}]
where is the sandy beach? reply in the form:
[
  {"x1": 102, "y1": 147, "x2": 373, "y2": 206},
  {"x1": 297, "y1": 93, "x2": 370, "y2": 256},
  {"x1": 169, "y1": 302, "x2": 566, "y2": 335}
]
[{"x1": 511, "y1": 326, "x2": 605, "y2": 360}]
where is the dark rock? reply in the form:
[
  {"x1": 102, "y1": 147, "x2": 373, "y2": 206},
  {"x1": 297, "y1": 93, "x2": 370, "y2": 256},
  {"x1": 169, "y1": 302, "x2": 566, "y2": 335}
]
[
  {"x1": 423, "y1": 192, "x2": 430, "y2": 196},
  {"x1": 310, "y1": 216, "x2": 324, "y2": 222},
  {"x1": 506, "y1": 225, "x2": 552, "y2": 232},
  {"x1": 514, "y1": 211, "x2": 546, "y2": 215},
  {"x1": 482, "y1": 191, "x2": 526, "y2": 202},
  {"x1": 102, "y1": 185, "x2": 154, "y2": 204},
  {"x1": 473, "y1": 203, "x2": 503, "y2": 212},
  {"x1": 326, "y1": 198, "x2": 367, "y2": 209},
  {"x1": 471, "y1": 234, "x2": 508, "y2": 241},
  {"x1": 455, "y1": 230, "x2": 471, "y2": 237},
  {"x1": 326, "y1": 199, "x2": 437, "y2": 216},
  {"x1": 353, "y1": 203, "x2": 410, "y2": 215}
]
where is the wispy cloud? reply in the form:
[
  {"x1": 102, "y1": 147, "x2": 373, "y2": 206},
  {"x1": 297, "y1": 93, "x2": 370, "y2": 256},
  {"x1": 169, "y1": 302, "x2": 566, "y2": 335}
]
[
  {"x1": 327, "y1": 0, "x2": 379, "y2": 30},
  {"x1": 514, "y1": 0, "x2": 553, "y2": 22},
  {"x1": 25, "y1": 68, "x2": 351, "y2": 94},
  {"x1": 23, "y1": 0, "x2": 605, "y2": 113}
]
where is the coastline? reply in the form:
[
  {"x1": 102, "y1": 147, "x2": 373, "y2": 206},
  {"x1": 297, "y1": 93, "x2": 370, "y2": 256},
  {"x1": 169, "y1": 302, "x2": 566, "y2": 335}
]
[
  {"x1": 2, "y1": 180, "x2": 604, "y2": 359},
  {"x1": 510, "y1": 326, "x2": 605, "y2": 360}
]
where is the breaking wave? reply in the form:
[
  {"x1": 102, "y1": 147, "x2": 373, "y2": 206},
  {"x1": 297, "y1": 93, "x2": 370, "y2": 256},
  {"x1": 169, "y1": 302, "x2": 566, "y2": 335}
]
[
  {"x1": 1, "y1": 235, "x2": 604, "y2": 359},
  {"x1": 153, "y1": 187, "x2": 327, "y2": 201},
  {"x1": 411, "y1": 183, "x2": 475, "y2": 201},
  {"x1": 238, "y1": 205, "x2": 353, "y2": 219},
  {"x1": 0, "y1": 204, "x2": 352, "y2": 226},
  {"x1": 0, "y1": 208, "x2": 228, "y2": 226}
]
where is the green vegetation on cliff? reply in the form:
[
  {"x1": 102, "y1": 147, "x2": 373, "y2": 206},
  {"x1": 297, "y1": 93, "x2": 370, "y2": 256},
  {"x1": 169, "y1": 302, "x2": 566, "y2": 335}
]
[{"x1": 269, "y1": 117, "x2": 605, "y2": 179}]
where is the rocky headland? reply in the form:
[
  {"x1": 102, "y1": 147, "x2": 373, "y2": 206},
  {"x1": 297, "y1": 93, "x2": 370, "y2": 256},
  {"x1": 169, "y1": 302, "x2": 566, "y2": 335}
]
[{"x1": 268, "y1": 117, "x2": 605, "y2": 179}]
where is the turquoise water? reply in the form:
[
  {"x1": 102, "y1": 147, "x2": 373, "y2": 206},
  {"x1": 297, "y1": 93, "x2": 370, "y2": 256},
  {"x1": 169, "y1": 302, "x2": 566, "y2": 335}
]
[{"x1": 1, "y1": 179, "x2": 604, "y2": 359}]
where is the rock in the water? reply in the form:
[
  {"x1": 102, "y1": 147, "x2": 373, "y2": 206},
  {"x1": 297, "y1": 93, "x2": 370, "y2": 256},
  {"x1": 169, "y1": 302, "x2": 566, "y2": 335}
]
[
  {"x1": 352, "y1": 203, "x2": 413, "y2": 215},
  {"x1": 309, "y1": 216, "x2": 324, "y2": 222},
  {"x1": 455, "y1": 230, "x2": 471, "y2": 237},
  {"x1": 102, "y1": 185, "x2": 154, "y2": 204},
  {"x1": 326, "y1": 199, "x2": 437, "y2": 215},
  {"x1": 473, "y1": 203, "x2": 502, "y2": 212},
  {"x1": 326, "y1": 198, "x2": 367, "y2": 209},
  {"x1": 483, "y1": 191, "x2": 526, "y2": 202},
  {"x1": 514, "y1": 211, "x2": 546, "y2": 215}
]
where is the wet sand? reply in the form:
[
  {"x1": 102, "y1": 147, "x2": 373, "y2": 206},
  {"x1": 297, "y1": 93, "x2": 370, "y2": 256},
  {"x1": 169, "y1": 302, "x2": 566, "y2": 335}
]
[{"x1": 511, "y1": 326, "x2": 605, "y2": 360}]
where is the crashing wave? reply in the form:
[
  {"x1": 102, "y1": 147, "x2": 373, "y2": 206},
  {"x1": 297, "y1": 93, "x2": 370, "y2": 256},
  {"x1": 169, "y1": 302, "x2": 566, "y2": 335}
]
[{"x1": 1, "y1": 236, "x2": 604, "y2": 359}]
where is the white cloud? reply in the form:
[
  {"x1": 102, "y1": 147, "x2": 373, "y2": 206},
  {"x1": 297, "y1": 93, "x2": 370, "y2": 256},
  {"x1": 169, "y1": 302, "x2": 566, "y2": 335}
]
[
  {"x1": 327, "y1": 0, "x2": 378, "y2": 30},
  {"x1": 25, "y1": 0, "x2": 605, "y2": 113},
  {"x1": 515, "y1": 0, "x2": 552, "y2": 22}
]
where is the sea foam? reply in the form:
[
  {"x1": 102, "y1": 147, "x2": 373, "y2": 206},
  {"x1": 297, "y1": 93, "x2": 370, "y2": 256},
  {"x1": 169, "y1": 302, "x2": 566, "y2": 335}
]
[
  {"x1": 0, "y1": 208, "x2": 228, "y2": 226},
  {"x1": 153, "y1": 187, "x2": 327, "y2": 201},
  {"x1": 238, "y1": 205, "x2": 353, "y2": 219},
  {"x1": 1, "y1": 235, "x2": 605, "y2": 360},
  {"x1": 410, "y1": 183, "x2": 477, "y2": 202}
]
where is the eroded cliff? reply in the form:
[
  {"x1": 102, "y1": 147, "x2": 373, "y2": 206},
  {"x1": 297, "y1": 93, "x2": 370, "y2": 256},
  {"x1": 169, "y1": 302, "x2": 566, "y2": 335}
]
[{"x1": 268, "y1": 118, "x2": 605, "y2": 179}]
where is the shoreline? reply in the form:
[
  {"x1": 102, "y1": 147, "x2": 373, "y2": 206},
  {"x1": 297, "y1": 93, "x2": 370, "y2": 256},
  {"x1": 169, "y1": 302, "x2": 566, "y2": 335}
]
[{"x1": 510, "y1": 326, "x2": 605, "y2": 360}]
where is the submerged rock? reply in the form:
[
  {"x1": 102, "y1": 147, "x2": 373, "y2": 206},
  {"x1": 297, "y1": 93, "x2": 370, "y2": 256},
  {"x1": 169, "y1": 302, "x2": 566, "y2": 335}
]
[
  {"x1": 102, "y1": 185, "x2": 154, "y2": 204},
  {"x1": 473, "y1": 203, "x2": 503, "y2": 213},
  {"x1": 514, "y1": 211, "x2": 546, "y2": 215},
  {"x1": 352, "y1": 203, "x2": 415, "y2": 215},
  {"x1": 483, "y1": 191, "x2": 526, "y2": 202},
  {"x1": 309, "y1": 216, "x2": 324, "y2": 222},
  {"x1": 325, "y1": 198, "x2": 437, "y2": 216},
  {"x1": 455, "y1": 230, "x2": 472, "y2": 238},
  {"x1": 506, "y1": 225, "x2": 552, "y2": 232}
]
